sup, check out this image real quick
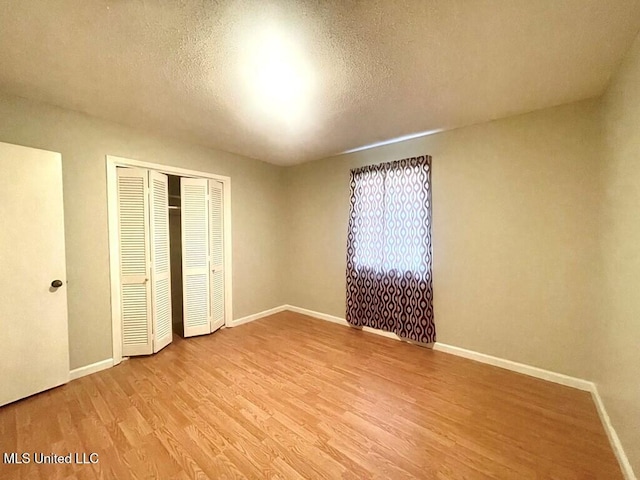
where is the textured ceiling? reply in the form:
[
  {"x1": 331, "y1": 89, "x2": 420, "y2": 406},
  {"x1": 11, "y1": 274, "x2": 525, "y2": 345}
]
[{"x1": 1, "y1": 1, "x2": 639, "y2": 165}]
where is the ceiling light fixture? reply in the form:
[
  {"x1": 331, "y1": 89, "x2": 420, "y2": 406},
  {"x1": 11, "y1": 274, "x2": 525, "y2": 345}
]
[{"x1": 240, "y1": 25, "x2": 315, "y2": 131}]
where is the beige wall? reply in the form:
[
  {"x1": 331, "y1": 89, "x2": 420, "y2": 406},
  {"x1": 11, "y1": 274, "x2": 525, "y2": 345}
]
[
  {"x1": 0, "y1": 92, "x2": 286, "y2": 370},
  {"x1": 1, "y1": 42, "x2": 638, "y2": 471},
  {"x1": 599, "y1": 31, "x2": 640, "y2": 475},
  {"x1": 285, "y1": 99, "x2": 603, "y2": 380}
]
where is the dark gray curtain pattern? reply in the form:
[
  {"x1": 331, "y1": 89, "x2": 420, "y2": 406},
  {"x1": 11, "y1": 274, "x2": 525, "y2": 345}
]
[{"x1": 346, "y1": 155, "x2": 435, "y2": 343}]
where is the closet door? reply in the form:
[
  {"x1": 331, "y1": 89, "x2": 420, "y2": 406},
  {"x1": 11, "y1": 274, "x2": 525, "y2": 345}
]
[
  {"x1": 181, "y1": 177, "x2": 211, "y2": 337},
  {"x1": 149, "y1": 171, "x2": 172, "y2": 353},
  {"x1": 209, "y1": 180, "x2": 225, "y2": 333},
  {"x1": 117, "y1": 168, "x2": 153, "y2": 355}
]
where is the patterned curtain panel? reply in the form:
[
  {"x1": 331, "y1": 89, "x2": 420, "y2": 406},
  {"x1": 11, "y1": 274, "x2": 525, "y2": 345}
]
[{"x1": 346, "y1": 155, "x2": 435, "y2": 343}]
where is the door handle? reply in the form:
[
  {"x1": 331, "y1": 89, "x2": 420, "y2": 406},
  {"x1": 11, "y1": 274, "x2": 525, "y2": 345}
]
[{"x1": 51, "y1": 280, "x2": 63, "y2": 288}]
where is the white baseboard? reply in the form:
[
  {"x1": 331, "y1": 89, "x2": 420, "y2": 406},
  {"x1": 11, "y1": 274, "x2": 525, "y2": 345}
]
[
  {"x1": 68, "y1": 304, "x2": 289, "y2": 381},
  {"x1": 432, "y1": 343, "x2": 593, "y2": 391},
  {"x1": 229, "y1": 305, "x2": 288, "y2": 327},
  {"x1": 361, "y1": 326, "x2": 402, "y2": 340},
  {"x1": 69, "y1": 358, "x2": 114, "y2": 381},
  {"x1": 591, "y1": 385, "x2": 637, "y2": 480},
  {"x1": 284, "y1": 304, "x2": 348, "y2": 326},
  {"x1": 284, "y1": 304, "x2": 404, "y2": 340}
]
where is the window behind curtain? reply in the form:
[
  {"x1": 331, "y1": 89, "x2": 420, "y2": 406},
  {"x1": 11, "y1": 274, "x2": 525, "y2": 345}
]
[
  {"x1": 346, "y1": 155, "x2": 435, "y2": 344},
  {"x1": 350, "y1": 159, "x2": 431, "y2": 276}
]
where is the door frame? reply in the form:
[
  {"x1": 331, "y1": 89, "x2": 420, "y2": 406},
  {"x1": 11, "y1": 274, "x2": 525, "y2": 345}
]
[{"x1": 106, "y1": 155, "x2": 233, "y2": 366}]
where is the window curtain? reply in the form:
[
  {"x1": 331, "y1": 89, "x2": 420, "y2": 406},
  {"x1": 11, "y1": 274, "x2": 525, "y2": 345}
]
[{"x1": 346, "y1": 155, "x2": 435, "y2": 343}]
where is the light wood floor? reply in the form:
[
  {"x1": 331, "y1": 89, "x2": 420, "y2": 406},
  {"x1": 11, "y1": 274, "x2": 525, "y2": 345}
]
[{"x1": 0, "y1": 311, "x2": 621, "y2": 479}]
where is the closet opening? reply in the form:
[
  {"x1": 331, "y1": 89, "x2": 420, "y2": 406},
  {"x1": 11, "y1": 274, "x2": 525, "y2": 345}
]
[
  {"x1": 168, "y1": 174, "x2": 183, "y2": 337},
  {"x1": 107, "y1": 155, "x2": 232, "y2": 365}
]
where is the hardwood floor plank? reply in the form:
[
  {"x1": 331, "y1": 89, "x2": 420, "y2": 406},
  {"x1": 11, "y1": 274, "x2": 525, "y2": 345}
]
[{"x1": 0, "y1": 312, "x2": 623, "y2": 479}]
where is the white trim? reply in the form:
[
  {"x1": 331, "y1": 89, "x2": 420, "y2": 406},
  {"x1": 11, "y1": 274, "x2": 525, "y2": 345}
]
[
  {"x1": 229, "y1": 305, "x2": 288, "y2": 327},
  {"x1": 284, "y1": 304, "x2": 426, "y2": 342},
  {"x1": 106, "y1": 155, "x2": 231, "y2": 182},
  {"x1": 69, "y1": 359, "x2": 114, "y2": 381},
  {"x1": 591, "y1": 385, "x2": 637, "y2": 480},
  {"x1": 106, "y1": 155, "x2": 233, "y2": 365},
  {"x1": 107, "y1": 161, "x2": 122, "y2": 364},
  {"x1": 432, "y1": 343, "x2": 593, "y2": 391},
  {"x1": 362, "y1": 326, "x2": 401, "y2": 340},
  {"x1": 222, "y1": 177, "x2": 233, "y2": 332},
  {"x1": 284, "y1": 305, "x2": 349, "y2": 326}
]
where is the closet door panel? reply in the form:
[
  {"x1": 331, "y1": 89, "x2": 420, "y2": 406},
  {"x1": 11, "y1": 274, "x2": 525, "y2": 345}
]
[
  {"x1": 150, "y1": 171, "x2": 172, "y2": 353},
  {"x1": 181, "y1": 177, "x2": 211, "y2": 337},
  {"x1": 117, "y1": 167, "x2": 153, "y2": 356},
  {"x1": 209, "y1": 180, "x2": 225, "y2": 333}
]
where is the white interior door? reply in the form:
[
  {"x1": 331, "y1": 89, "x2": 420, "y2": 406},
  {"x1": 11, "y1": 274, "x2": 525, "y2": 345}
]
[
  {"x1": 149, "y1": 171, "x2": 172, "y2": 353},
  {"x1": 209, "y1": 180, "x2": 225, "y2": 333},
  {"x1": 117, "y1": 167, "x2": 153, "y2": 356},
  {"x1": 0, "y1": 142, "x2": 69, "y2": 407},
  {"x1": 181, "y1": 177, "x2": 211, "y2": 337}
]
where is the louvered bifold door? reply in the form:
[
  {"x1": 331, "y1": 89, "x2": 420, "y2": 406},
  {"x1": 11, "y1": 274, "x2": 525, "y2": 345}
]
[
  {"x1": 117, "y1": 167, "x2": 153, "y2": 355},
  {"x1": 181, "y1": 177, "x2": 211, "y2": 337},
  {"x1": 149, "y1": 171, "x2": 172, "y2": 353},
  {"x1": 209, "y1": 180, "x2": 225, "y2": 333}
]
